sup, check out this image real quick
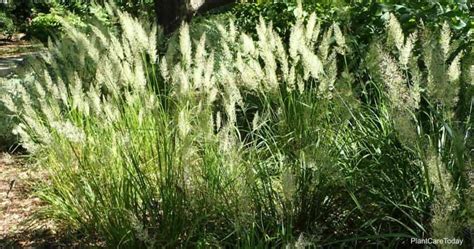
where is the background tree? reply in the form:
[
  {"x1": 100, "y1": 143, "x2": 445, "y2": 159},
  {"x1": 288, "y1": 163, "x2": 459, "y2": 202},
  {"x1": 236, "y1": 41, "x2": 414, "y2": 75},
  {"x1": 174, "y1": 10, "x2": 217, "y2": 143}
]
[{"x1": 154, "y1": 0, "x2": 236, "y2": 34}]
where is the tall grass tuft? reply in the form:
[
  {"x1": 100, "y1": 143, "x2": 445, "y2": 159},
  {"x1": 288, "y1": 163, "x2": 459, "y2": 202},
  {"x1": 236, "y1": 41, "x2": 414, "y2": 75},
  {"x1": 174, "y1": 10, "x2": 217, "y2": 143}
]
[
  {"x1": 2, "y1": 4, "x2": 472, "y2": 248},
  {"x1": 367, "y1": 13, "x2": 473, "y2": 247}
]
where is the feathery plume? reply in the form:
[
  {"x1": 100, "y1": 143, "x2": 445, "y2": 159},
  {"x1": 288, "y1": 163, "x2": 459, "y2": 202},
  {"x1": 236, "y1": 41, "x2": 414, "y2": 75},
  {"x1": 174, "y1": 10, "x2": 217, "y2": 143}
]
[{"x1": 387, "y1": 13, "x2": 404, "y2": 50}]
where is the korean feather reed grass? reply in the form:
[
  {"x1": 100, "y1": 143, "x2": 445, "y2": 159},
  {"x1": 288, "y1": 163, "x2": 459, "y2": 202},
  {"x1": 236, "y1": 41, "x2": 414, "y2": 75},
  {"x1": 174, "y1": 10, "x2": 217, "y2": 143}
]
[{"x1": 2, "y1": 4, "x2": 472, "y2": 248}]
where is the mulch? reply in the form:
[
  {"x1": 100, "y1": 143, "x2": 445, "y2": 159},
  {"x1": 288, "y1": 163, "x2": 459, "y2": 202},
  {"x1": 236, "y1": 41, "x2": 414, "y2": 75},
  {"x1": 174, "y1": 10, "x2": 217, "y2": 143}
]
[{"x1": 0, "y1": 153, "x2": 103, "y2": 248}]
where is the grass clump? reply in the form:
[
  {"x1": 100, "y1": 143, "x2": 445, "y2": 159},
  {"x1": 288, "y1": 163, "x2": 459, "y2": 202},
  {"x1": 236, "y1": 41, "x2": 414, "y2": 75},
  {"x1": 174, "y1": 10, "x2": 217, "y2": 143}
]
[
  {"x1": 0, "y1": 76, "x2": 25, "y2": 150},
  {"x1": 2, "y1": 4, "x2": 472, "y2": 248}
]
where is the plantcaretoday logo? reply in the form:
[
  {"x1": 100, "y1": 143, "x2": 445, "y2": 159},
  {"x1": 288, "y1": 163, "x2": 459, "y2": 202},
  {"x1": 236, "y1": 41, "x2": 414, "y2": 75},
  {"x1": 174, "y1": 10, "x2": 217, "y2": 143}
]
[{"x1": 411, "y1": 237, "x2": 464, "y2": 246}]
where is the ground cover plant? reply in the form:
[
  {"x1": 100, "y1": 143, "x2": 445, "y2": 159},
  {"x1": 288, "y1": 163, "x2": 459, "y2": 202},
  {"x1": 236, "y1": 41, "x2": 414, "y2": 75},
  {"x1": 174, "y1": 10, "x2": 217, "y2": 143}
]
[{"x1": 0, "y1": 1, "x2": 473, "y2": 248}]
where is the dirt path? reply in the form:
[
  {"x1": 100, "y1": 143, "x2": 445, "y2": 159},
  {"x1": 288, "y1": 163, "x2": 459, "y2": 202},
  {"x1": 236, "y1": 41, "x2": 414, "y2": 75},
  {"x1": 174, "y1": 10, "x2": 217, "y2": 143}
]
[
  {"x1": 0, "y1": 39, "x2": 42, "y2": 77},
  {"x1": 0, "y1": 153, "x2": 104, "y2": 248},
  {"x1": 0, "y1": 153, "x2": 78, "y2": 248},
  {"x1": 0, "y1": 152, "x2": 55, "y2": 248}
]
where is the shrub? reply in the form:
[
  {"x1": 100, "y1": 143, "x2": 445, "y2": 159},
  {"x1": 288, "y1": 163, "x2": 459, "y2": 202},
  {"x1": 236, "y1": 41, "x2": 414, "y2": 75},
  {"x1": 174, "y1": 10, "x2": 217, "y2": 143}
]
[
  {"x1": 28, "y1": 8, "x2": 88, "y2": 42},
  {"x1": 28, "y1": 12, "x2": 62, "y2": 41},
  {"x1": 0, "y1": 11, "x2": 15, "y2": 37}
]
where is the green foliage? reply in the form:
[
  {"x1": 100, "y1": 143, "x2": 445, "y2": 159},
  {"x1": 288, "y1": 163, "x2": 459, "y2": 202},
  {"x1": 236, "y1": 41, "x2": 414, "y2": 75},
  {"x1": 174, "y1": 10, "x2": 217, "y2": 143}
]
[
  {"x1": 231, "y1": 1, "x2": 348, "y2": 38},
  {"x1": 28, "y1": 12, "x2": 62, "y2": 42},
  {"x1": 0, "y1": 11, "x2": 15, "y2": 37},
  {"x1": 28, "y1": 5, "x2": 107, "y2": 42},
  {"x1": 232, "y1": 2, "x2": 297, "y2": 37},
  {"x1": 232, "y1": 1, "x2": 472, "y2": 56},
  {"x1": 0, "y1": 0, "x2": 153, "y2": 41}
]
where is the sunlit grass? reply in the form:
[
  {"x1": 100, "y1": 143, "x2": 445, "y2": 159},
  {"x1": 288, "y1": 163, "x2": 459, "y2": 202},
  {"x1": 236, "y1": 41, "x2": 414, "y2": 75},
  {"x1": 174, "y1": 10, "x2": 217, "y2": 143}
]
[{"x1": 1, "y1": 3, "x2": 471, "y2": 248}]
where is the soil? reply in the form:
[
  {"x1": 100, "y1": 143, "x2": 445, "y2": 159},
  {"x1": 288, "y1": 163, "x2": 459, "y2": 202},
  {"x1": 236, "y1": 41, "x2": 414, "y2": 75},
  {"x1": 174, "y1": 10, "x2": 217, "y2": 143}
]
[
  {"x1": 0, "y1": 153, "x2": 105, "y2": 248},
  {"x1": 0, "y1": 152, "x2": 58, "y2": 248}
]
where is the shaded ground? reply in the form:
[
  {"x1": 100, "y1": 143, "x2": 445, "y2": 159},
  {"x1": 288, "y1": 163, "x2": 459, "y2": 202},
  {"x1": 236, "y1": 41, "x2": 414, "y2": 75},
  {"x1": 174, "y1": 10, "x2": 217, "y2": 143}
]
[
  {"x1": 0, "y1": 152, "x2": 52, "y2": 248},
  {"x1": 0, "y1": 153, "x2": 104, "y2": 248}
]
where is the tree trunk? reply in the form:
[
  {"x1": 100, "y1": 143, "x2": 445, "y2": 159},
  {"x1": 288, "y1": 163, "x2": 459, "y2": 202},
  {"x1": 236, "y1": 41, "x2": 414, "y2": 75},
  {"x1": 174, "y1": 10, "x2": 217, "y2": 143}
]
[
  {"x1": 154, "y1": 0, "x2": 184, "y2": 35},
  {"x1": 154, "y1": 0, "x2": 236, "y2": 35}
]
